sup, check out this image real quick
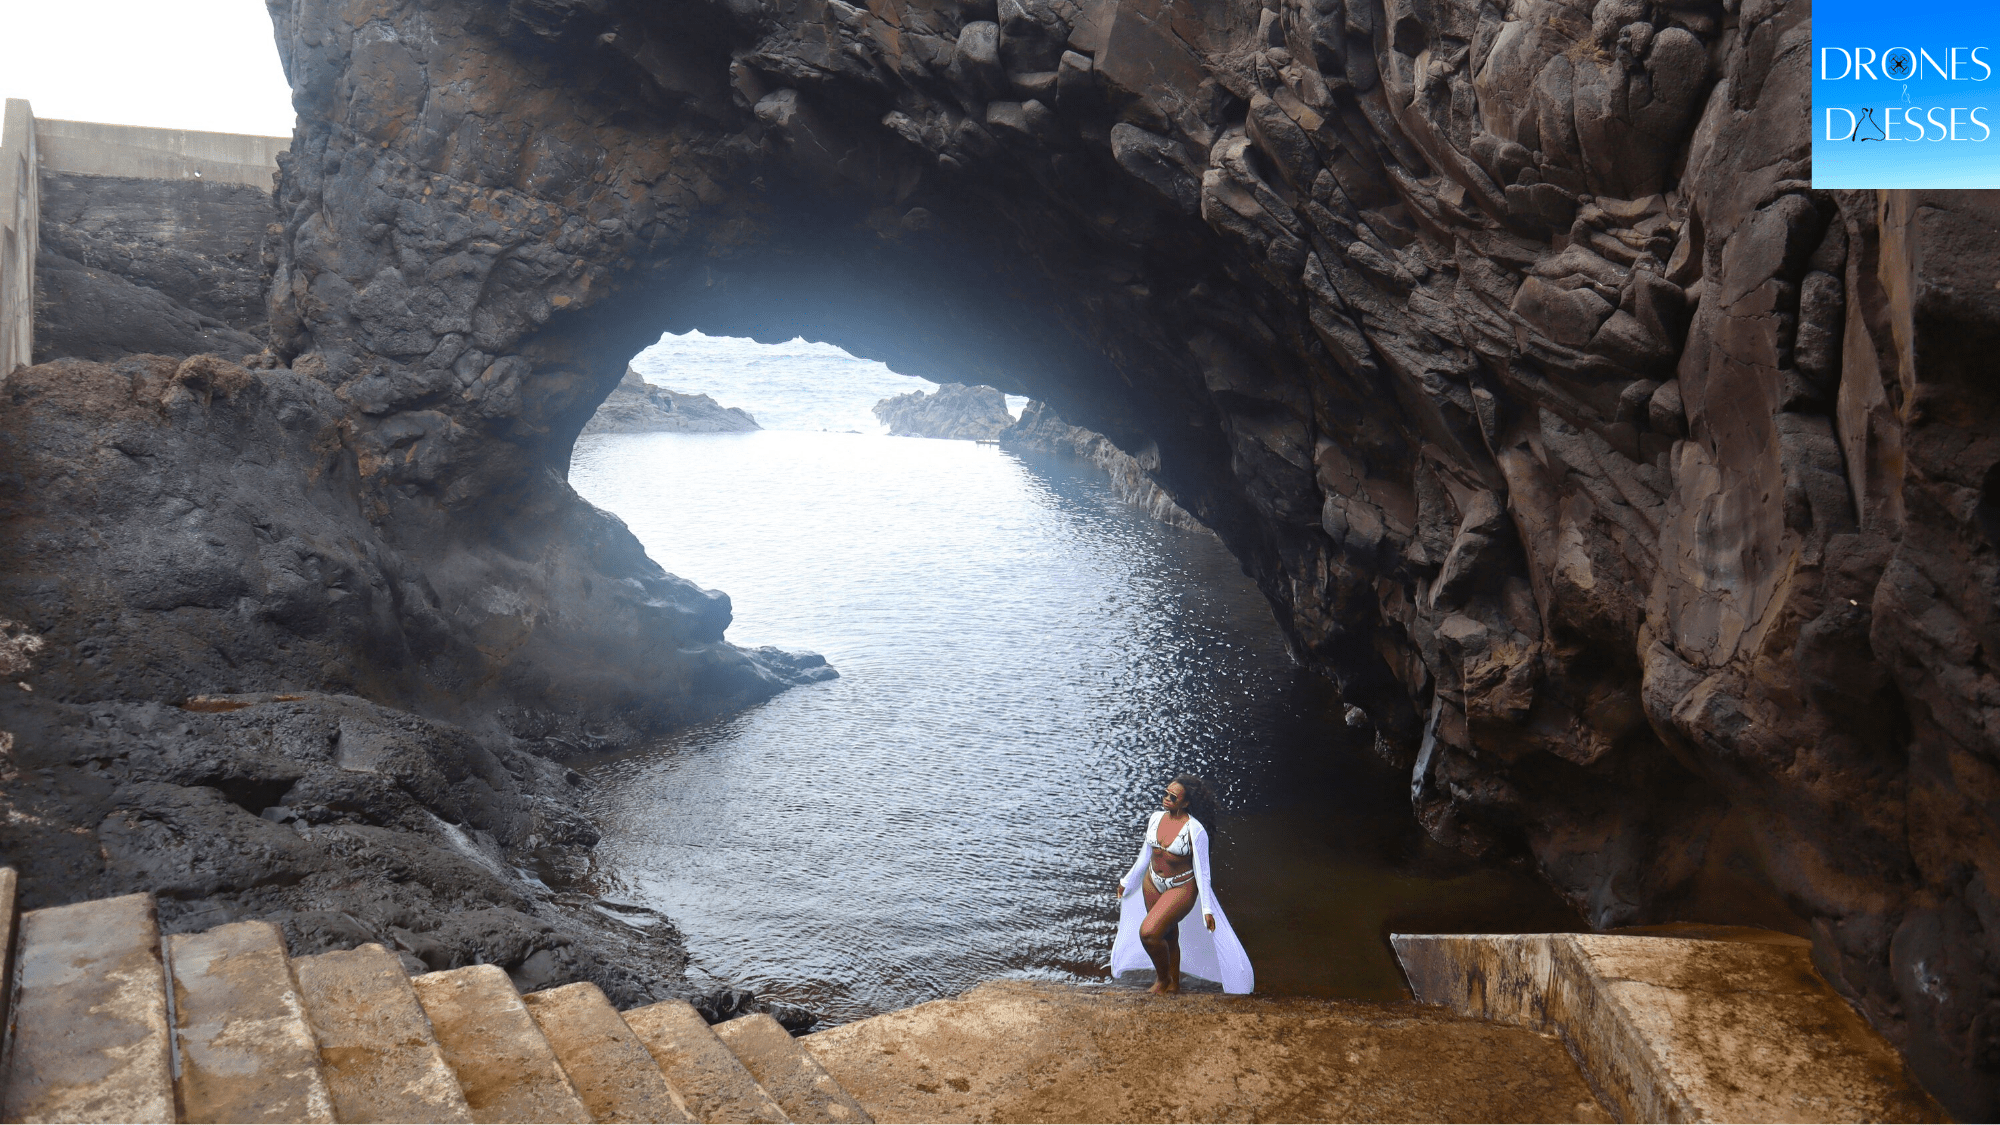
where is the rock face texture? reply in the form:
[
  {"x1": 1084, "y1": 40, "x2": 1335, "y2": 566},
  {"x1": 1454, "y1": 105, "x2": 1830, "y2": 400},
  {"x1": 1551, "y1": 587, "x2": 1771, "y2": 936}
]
[
  {"x1": 1002, "y1": 400, "x2": 1207, "y2": 530},
  {"x1": 0, "y1": 355, "x2": 827, "y2": 746},
  {"x1": 0, "y1": 354, "x2": 828, "y2": 1011},
  {"x1": 582, "y1": 365, "x2": 761, "y2": 434},
  {"x1": 33, "y1": 172, "x2": 276, "y2": 361},
  {"x1": 872, "y1": 382, "x2": 1014, "y2": 438},
  {"x1": 0, "y1": 0, "x2": 1960, "y2": 1110}
]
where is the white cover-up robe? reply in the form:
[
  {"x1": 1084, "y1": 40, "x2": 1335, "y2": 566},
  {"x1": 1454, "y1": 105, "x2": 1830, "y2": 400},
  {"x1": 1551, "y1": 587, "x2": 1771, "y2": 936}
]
[{"x1": 1110, "y1": 811, "x2": 1254, "y2": 994}]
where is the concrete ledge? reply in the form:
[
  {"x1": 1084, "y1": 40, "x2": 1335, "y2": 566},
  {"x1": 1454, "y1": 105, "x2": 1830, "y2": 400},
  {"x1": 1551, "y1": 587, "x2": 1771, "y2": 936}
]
[
  {"x1": 2, "y1": 99, "x2": 37, "y2": 376},
  {"x1": 804, "y1": 978, "x2": 1611, "y2": 1123},
  {"x1": 34, "y1": 118, "x2": 286, "y2": 190},
  {"x1": 1392, "y1": 931, "x2": 1949, "y2": 1123}
]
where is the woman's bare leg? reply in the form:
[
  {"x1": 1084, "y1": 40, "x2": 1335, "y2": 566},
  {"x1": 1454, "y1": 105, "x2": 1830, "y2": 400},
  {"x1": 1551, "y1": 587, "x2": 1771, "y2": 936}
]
[
  {"x1": 1140, "y1": 881, "x2": 1198, "y2": 994},
  {"x1": 1139, "y1": 874, "x2": 1166, "y2": 991}
]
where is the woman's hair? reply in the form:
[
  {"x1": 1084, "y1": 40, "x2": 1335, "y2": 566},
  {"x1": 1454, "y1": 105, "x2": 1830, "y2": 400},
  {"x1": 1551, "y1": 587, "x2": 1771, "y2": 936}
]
[{"x1": 1170, "y1": 774, "x2": 1220, "y2": 827}]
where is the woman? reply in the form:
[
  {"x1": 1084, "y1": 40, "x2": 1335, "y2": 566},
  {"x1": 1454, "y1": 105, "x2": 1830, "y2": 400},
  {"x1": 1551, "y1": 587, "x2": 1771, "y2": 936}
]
[{"x1": 1110, "y1": 776, "x2": 1253, "y2": 994}]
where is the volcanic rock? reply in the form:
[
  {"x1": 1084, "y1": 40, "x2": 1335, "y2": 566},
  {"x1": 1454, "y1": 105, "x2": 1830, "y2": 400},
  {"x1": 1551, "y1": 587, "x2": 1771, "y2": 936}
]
[
  {"x1": 32, "y1": 170, "x2": 278, "y2": 363},
  {"x1": 873, "y1": 383, "x2": 1014, "y2": 439},
  {"x1": 33, "y1": 251, "x2": 262, "y2": 362},
  {"x1": 1001, "y1": 401, "x2": 1207, "y2": 532},
  {"x1": 0, "y1": 353, "x2": 830, "y2": 1002},
  {"x1": 582, "y1": 366, "x2": 760, "y2": 434},
  {"x1": 0, "y1": 678, "x2": 695, "y2": 1007}
]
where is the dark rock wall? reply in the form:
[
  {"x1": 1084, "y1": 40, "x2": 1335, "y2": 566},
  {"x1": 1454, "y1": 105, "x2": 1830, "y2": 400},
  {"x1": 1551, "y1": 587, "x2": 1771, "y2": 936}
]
[
  {"x1": 33, "y1": 173, "x2": 277, "y2": 361},
  {"x1": 1002, "y1": 400, "x2": 1208, "y2": 530},
  {"x1": 184, "y1": 0, "x2": 1989, "y2": 1109},
  {"x1": 40, "y1": 173, "x2": 278, "y2": 331}
]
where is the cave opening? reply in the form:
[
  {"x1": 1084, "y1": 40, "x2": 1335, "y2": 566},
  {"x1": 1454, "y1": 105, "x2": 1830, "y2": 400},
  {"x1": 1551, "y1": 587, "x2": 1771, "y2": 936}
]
[
  {"x1": 247, "y1": 32, "x2": 1612, "y2": 1020},
  {"x1": 550, "y1": 322, "x2": 1580, "y2": 1025}
]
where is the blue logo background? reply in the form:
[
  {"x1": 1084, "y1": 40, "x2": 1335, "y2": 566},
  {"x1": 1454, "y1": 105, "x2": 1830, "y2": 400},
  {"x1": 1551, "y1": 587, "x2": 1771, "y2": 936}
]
[{"x1": 1813, "y1": 0, "x2": 2000, "y2": 188}]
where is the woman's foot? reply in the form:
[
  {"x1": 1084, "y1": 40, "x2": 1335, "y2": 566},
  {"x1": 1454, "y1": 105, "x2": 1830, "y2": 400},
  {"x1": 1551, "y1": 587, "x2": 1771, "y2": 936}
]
[{"x1": 1147, "y1": 978, "x2": 1169, "y2": 994}]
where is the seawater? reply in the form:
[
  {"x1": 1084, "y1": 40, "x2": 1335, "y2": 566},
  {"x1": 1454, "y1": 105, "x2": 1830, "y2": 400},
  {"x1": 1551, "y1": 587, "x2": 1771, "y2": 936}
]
[{"x1": 567, "y1": 331, "x2": 1580, "y2": 1027}]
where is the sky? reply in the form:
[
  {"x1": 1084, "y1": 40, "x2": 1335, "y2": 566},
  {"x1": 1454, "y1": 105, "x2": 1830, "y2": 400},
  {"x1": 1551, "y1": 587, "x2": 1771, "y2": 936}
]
[
  {"x1": 1813, "y1": 0, "x2": 2000, "y2": 188},
  {"x1": 5, "y1": 0, "x2": 296, "y2": 136}
]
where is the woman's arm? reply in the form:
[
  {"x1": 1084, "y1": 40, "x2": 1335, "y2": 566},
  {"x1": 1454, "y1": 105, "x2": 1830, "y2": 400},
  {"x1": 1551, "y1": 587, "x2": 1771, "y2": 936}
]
[{"x1": 1192, "y1": 819, "x2": 1218, "y2": 929}]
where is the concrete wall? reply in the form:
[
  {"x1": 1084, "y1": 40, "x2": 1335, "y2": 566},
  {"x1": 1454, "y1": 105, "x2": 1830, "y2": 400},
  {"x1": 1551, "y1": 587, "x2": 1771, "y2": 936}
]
[
  {"x1": 34, "y1": 117, "x2": 285, "y2": 191},
  {"x1": 0, "y1": 103, "x2": 290, "y2": 365},
  {"x1": 1, "y1": 99, "x2": 38, "y2": 379}
]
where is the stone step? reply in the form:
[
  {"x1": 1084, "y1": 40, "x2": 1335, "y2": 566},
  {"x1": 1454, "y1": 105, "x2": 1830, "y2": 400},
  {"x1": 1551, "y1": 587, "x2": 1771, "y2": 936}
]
[
  {"x1": 292, "y1": 943, "x2": 474, "y2": 1124},
  {"x1": 1392, "y1": 930, "x2": 1948, "y2": 1123},
  {"x1": 622, "y1": 999, "x2": 790, "y2": 1124},
  {"x1": 167, "y1": 921, "x2": 335, "y2": 1124},
  {"x1": 520, "y1": 981, "x2": 693, "y2": 1124},
  {"x1": 0, "y1": 893, "x2": 175, "y2": 1124},
  {"x1": 410, "y1": 964, "x2": 591, "y2": 1124},
  {"x1": 714, "y1": 1013, "x2": 872, "y2": 1124}
]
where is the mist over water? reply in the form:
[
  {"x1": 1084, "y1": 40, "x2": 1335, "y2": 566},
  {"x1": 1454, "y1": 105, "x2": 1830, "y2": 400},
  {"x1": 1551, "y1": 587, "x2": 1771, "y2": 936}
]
[{"x1": 568, "y1": 332, "x2": 1578, "y2": 1027}]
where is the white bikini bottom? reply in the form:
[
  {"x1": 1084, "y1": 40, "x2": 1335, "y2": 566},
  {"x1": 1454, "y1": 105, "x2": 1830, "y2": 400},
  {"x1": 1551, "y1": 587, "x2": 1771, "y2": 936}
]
[{"x1": 1149, "y1": 868, "x2": 1196, "y2": 894}]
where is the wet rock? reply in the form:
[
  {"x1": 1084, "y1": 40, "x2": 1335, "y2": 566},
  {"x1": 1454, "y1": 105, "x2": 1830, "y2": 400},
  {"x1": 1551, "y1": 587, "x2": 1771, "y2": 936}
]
[
  {"x1": 1001, "y1": 401, "x2": 1209, "y2": 531},
  {"x1": 0, "y1": 690, "x2": 691, "y2": 1008},
  {"x1": 0, "y1": 356, "x2": 821, "y2": 745}
]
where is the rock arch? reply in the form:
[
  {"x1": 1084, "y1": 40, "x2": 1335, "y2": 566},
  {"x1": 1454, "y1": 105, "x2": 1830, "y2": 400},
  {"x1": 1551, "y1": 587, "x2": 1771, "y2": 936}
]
[{"x1": 241, "y1": 0, "x2": 2000, "y2": 1112}]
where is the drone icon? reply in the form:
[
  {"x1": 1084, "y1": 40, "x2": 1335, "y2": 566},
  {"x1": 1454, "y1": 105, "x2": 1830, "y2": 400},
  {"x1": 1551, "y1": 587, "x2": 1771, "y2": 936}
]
[{"x1": 1887, "y1": 50, "x2": 1914, "y2": 78}]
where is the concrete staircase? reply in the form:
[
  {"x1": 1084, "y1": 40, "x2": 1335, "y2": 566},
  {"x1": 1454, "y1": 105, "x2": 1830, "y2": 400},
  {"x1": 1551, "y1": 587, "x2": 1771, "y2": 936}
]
[
  {"x1": 0, "y1": 872, "x2": 872, "y2": 1124},
  {"x1": 0, "y1": 868, "x2": 1951, "y2": 1123}
]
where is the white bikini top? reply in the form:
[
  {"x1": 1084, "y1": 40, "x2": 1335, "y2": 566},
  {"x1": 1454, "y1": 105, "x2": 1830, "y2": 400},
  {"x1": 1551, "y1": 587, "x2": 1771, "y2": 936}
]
[{"x1": 1148, "y1": 811, "x2": 1195, "y2": 857}]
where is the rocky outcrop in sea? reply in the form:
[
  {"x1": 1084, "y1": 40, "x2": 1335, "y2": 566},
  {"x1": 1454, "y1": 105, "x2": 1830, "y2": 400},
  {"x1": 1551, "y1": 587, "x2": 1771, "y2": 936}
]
[
  {"x1": 582, "y1": 366, "x2": 760, "y2": 434},
  {"x1": 872, "y1": 383, "x2": 1014, "y2": 439},
  {"x1": 1001, "y1": 402, "x2": 1207, "y2": 533}
]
